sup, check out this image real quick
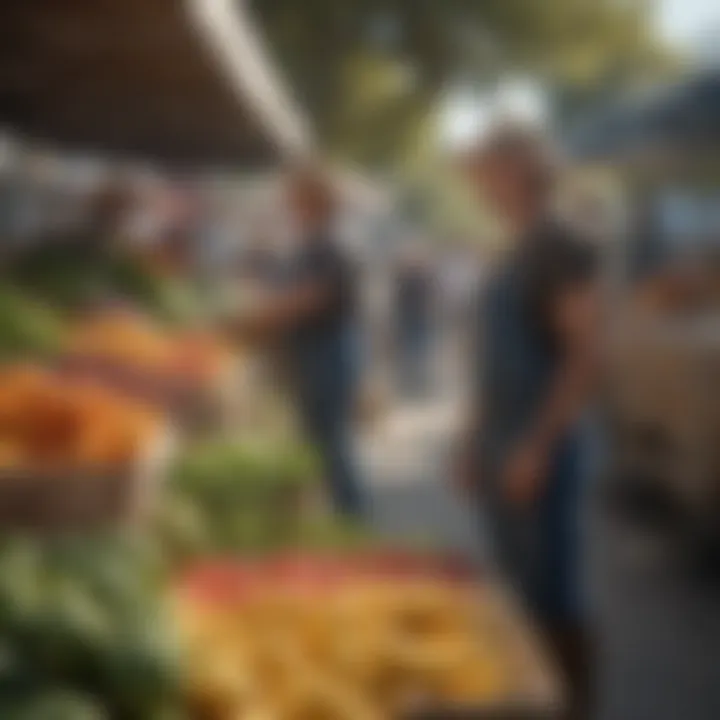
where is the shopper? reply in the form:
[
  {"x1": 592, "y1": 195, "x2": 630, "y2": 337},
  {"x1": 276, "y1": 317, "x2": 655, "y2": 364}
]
[
  {"x1": 393, "y1": 247, "x2": 435, "y2": 397},
  {"x1": 235, "y1": 165, "x2": 365, "y2": 518},
  {"x1": 439, "y1": 244, "x2": 480, "y2": 356},
  {"x1": 455, "y1": 125, "x2": 599, "y2": 718}
]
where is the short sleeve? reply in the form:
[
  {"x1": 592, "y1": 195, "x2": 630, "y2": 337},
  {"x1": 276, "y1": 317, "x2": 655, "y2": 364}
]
[
  {"x1": 540, "y1": 230, "x2": 597, "y2": 293},
  {"x1": 292, "y1": 240, "x2": 355, "y2": 326},
  {"x1": 296, "y1": 244, "x2": 344, "y2": 291},
  {"x1": 523, "y1": 224, "x2": 599, "y2": 347}
]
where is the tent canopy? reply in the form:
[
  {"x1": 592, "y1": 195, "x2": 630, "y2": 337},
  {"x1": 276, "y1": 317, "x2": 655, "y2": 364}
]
[{"x1": 0, "y1": 0, "x2": 309, "y2": 168}]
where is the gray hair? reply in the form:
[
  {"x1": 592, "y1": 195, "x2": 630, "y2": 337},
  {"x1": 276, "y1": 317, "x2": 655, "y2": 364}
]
[{"x1": 469, "y1": 122, "x2": 562, "y2": 194}]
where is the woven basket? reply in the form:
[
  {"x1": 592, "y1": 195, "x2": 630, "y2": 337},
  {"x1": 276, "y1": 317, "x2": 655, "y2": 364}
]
[{"x1": 0, "y1": 428, "x2": 174, "y2": 531}]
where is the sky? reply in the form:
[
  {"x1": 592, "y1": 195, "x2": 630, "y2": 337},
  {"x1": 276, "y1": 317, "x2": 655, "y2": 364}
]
[
  {"x1": 439, "y1": 80, "x2": 547, "y2": 150},
  {"x1": 656, "y1": 0, "x2": 720, "y2": 47}
]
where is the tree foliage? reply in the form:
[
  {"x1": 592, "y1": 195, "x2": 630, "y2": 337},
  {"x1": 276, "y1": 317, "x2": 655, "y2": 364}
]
[{"x1": 252, "y1": 0, "x2": 668, "y2": 165}]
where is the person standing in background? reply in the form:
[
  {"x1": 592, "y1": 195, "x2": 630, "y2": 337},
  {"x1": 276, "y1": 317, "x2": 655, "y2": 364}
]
[
  {"x1": 440, "y1": 243, "x2": 480, "y2": 345},
  {"x1": 454, "y1": 125, "x2": 599, "y2": 719},
  {"x1": 393, "y1": 246, "x2": 435, "y2": 398},
  {"x1": 234, "y1": 165, "x2": 366, "y2": 518}
]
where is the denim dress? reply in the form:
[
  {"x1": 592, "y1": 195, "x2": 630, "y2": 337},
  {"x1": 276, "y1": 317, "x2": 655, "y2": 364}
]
[{"x1": 477, "y1": 258, "x2": 586, "y2": 624}]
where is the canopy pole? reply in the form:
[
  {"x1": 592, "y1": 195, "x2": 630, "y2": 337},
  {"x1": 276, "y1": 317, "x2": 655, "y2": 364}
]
[{"x1": 186, "y1": 0, "x2": 311, "y2": 160}]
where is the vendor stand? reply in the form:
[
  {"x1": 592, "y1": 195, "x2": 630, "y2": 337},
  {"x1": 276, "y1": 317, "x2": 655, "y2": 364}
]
[
  {"x1": 570, "y1": 70, "x2": 720, "y2": 720},
  {"x1": 0, "y1": 2, "x2": 317, "y2": 717},
  {"x1": 0, "y1": 3, "x2": 564, "y2": 719},
  {"x1": 176, "y1": 552, "x2": 563, "y2": 720}
]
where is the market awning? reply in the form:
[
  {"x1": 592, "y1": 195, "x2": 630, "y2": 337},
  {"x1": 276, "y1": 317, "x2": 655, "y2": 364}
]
[{"x1": 0, "y1": 0, "x2": 310, "y2": 167}]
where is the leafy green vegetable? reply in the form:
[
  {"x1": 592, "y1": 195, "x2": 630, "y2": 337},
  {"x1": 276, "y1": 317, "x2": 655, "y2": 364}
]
[
  {"x1": 0, "y1": 690, "x2": 108, "y2": 720},
  {"x1": 0, "y1": 533, "x2": 181, "y2": 718},
  {"x1": 0, "y1": 286, "x2": 65, "y2": 360},
  {"x1": 4, "y1": 245, "x2": 205, "y2": 325},
  {"x1": 158, "y1": 439, "x2": 324, "y2": 559}
]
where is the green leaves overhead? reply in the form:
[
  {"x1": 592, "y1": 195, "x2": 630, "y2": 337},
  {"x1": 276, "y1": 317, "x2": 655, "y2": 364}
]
[{"x1": 252, "y1": 0, "x2": 666, "y2": 164}]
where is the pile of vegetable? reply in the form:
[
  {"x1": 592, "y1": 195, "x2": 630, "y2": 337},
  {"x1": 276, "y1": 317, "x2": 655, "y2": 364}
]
[
  {"x1": 176, "y1": 554, "x2": 505, "y2": 720},
  {"x1": 0, "y1": 533, "x2": 184, "y2": 719},
  {"x1": 0, "y1": 365, "x2": 160, "y2": 470},
  {"x1": 5, "y1": 245, "x2": 203, "y2": 326},
  {"x1": 66, "y1": 313, "x2": 234, "y2": 387},
  {"x1": 157, "y1": 440, "x2": 323, "y2": 561},
  {"x1": 0, "y1": 286, "x2": 65, "y2": 361}
]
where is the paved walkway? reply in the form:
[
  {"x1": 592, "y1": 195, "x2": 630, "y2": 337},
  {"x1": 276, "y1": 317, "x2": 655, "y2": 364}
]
[
  {"x1": 360, "y1": 336, "x2": 486, "y2": 563},
  {"x1": 361, "y1": 338, "x2": 720, "y2": 720}
]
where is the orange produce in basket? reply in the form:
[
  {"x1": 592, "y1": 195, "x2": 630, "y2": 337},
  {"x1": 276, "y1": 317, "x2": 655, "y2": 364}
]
[
  {"x1": 68, "y1": 312, "x2": 233, "y2": 384},
  {"x1": 0, "y1": 364, "x2": 160, "y2": 469},
  {"x1": 0, "y1": 440, "x2": 25, "y2": 467},
  {"x1": 170, "y1": 332, "x2": 233, "y2": 381},
  {"x1": 68, "y1": 312, "x2": 175, "y2": 371},
  {"x1": 71, "y1": 381, "x2": 159, "y2": 466}
]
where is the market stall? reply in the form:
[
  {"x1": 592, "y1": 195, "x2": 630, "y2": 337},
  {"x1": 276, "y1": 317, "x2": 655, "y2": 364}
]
[
  {"x1": 570, "y1": 70, "x2": 720, "y2": 720},
  {"x1": 0, "y1": 3, "x2": 567, "y2": 719},
  {"x1": 177, "y1": 554, "x2": 561, "y2": 720},
  {"x1": 570, "y1": 70, "x2": 720, "y2": 553}
]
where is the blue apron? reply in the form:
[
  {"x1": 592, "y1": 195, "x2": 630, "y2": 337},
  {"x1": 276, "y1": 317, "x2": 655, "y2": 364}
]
[{"x1": 478, "y1": 262, "x2": 586, "y2": 623}]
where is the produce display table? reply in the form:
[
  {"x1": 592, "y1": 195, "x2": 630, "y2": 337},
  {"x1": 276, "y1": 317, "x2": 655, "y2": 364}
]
[{"x1": 178, "y1": 552, "x2": 564, "y2": 720}]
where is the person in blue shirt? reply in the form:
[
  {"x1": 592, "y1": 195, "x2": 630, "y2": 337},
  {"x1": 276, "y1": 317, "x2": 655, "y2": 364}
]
[
  {"x1": 237, "y1": 165, "x2": 365, "y2": 518},
  {"x1": 455, "y1": 125, "x2": 599, "y2": 718}
]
